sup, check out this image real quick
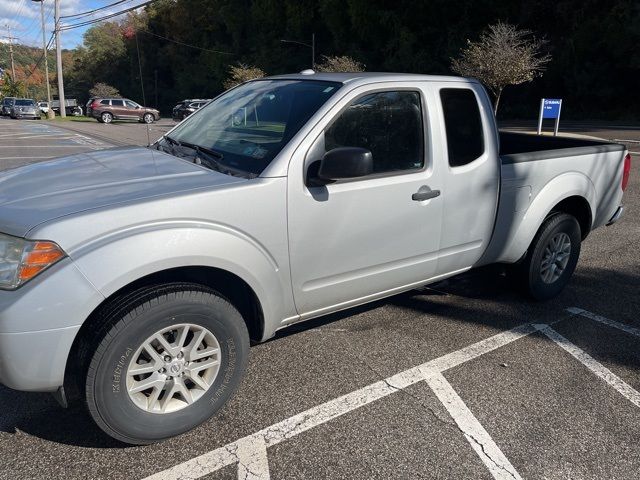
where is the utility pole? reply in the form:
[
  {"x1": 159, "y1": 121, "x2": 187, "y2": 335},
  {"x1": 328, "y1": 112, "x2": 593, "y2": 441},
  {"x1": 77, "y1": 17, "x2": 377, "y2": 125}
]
[
  {"x1": 54, "y1": 0, "x2": 66, "y2": 117},
  {"x1": 311, "y1": 33, "x2": 315, "y2": 69},
  {"x1": 32, "y1": 0, "x2": 52, "y2": 108},
  {"x1": 5, "y1": 25, "x2": 17, "y2": 79}
]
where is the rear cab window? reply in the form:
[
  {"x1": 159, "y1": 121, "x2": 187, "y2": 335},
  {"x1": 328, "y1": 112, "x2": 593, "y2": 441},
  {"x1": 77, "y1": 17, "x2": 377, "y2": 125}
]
[{"x1": 439, "y1": 88, "x2": 485, "y2": 167}]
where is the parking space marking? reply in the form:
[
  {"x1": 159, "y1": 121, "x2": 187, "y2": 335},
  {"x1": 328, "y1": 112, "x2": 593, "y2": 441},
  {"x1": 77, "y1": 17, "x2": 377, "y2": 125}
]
[
  {"x1": 423, "y1": 369, "x2": 522, "y2": 480},
  {"x1": 0, "y1": 156, "x2": 54, "y2": 160},
  {"x1": 143, "y1": 309, "x2": 640, "y2": 480},
  {"x1": 566, "y1": 307, "x2": 640, "y2": 338},
  {"x1": 0, "y1": 145, "x2": 95, "y2": 148},
  {"x1": 143, "y1": 323, "x2": 542, "y2": 480},
  {"x1": 538, "y1": 325, "x2": 640, "y2": 408}
]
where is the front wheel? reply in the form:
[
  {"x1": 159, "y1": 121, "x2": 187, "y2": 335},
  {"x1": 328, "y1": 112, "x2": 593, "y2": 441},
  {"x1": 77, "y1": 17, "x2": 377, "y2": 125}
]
[
  {"x1": 84, "y1": 284, "x2": 249, "y2": 444},
  {"x1": 520, "y1": 213, "x2": 581, "y2": 300},
  {"x1": 143, "y1": 113, "x2": 154, "y2": 124}
]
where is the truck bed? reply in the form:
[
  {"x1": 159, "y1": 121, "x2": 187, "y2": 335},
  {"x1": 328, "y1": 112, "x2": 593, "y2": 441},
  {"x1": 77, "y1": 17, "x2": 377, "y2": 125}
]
[
  {"x1": 499, "y1": 131, "x2": 625, "y2": 164},
  {"x1": 479, "y1": 131, "x2": 627, "y2": 267}
]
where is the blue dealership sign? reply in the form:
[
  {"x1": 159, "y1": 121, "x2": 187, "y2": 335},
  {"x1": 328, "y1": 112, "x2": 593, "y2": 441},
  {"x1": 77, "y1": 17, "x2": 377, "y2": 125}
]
[
  {"x1": 542, "y1": 98, "x2": 562, "y2": 119},
  {"x1": 538, "y1": 98, "x2": 563, "y2": 136}
]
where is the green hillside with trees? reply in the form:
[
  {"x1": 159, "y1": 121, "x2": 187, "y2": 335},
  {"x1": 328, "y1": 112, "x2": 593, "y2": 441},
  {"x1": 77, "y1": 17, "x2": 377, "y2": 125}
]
[{"x1": 2, "y1": 0, "x2": 639, "y2": 119}]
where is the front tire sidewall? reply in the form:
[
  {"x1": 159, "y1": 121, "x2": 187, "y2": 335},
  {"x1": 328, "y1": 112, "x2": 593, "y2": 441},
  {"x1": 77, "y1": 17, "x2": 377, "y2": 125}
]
[
  {"x1": 526, "y1": 214, "x2": 581, "y2": 300},
  {"x1": 87, "y1": 291, "x2": 249, "y2": 444}
]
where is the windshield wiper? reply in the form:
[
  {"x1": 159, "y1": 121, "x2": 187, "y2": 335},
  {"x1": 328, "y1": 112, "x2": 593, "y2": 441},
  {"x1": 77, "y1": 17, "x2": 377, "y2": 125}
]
[{"x1": 161, "y1": 136, "x2": 256, "y2": 179}]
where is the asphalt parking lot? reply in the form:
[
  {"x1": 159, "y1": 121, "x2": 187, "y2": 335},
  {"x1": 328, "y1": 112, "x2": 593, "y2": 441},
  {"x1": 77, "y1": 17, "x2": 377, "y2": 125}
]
[{"x1": 0, "y1": 116, "x2": 639, "y2": 480}]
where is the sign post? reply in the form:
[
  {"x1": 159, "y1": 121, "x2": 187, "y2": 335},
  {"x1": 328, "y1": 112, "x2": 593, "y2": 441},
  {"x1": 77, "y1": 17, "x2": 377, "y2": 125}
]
[{"x1": 537, "y1": 98, "x2": 563, "y2": 136}]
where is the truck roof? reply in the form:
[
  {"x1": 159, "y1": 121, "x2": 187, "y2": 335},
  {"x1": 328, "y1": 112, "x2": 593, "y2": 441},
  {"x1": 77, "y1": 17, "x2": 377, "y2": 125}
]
[{"x1": 265, "y1": 71, "x2": 477, "y2": 85}]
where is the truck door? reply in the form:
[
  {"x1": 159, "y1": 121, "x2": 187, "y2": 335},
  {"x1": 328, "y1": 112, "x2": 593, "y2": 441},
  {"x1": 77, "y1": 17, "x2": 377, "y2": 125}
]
[
  {"x1": 287, "y1": 86, "x2": 443, "y2": 317},
  {"x1": 433, "y1": 85, "x2": 500, "y2": 274}
]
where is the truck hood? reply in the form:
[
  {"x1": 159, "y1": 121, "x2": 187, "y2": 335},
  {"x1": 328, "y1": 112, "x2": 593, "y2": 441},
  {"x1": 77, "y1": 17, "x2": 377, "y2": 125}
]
[{"x1": 0, "y1": 147, "x2": 245, "y2": 237}]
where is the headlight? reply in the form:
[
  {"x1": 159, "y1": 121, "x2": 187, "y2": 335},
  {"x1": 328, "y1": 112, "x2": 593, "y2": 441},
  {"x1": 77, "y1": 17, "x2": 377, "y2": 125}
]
[{"x1": 0, "y1": 233, "x2": 66, "y2": 290}]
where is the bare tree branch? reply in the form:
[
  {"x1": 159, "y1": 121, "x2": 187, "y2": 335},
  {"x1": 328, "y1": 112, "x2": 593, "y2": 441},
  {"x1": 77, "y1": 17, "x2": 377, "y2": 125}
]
[
  {"x1": 223, "y1": 63, "x2": 266, "y2": 90},
  {"x1": 315, "y1": 55, "x2": 365, "y2": 73},
  {"x1": 451, "y1": 22, "x2": 551, "y2": 114}
]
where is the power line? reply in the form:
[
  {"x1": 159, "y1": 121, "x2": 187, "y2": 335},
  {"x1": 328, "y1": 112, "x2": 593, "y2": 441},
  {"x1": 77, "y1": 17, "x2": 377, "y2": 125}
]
[
  {"x1": 22, "y1": 33, "x2": 54, "y2": 82},
  {"x1": 24, "y1": 5, "x2": 54, "y2": 49},
  {"x1": 139, "y1": 29, "x2": 234, "y2": 55},
  {"x1": 9, "y1": 0, "x2": 29, "y2": 25},
  {"x1": 60, "y1": 0, "x2": 134, "y2": 20},
  {"x1": 59, "y1": 1, "x2": 156, "y2": 30}
]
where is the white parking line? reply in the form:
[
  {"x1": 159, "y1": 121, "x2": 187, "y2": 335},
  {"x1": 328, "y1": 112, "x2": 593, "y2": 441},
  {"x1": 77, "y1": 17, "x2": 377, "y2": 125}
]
[
  {"x1": 539, "y1": 325, "x2": 640, "y2": 408},
  {"x1": 0, "y1": 156, "x2": 54, "y2": 160},
  {"x1": 143, "y1": 324, "x2": 540, "y2": 480},
  {"x1": 566, "y1": 307, "x2": 640, "y2": 338},
  {"x1": 142, "y1": 309, "x2": 640, "y2": 480},
  {"x1": 424, "y1": 369, "x2": 522, "y2": 480},
  {"x1": 0, "y1": 145, "x2": 92, "y2": 148}
]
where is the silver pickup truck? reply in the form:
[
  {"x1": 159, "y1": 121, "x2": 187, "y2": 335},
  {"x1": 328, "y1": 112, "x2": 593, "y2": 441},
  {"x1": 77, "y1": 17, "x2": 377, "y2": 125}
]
[{"x1": 0, "y1": 73, "x2": 631, "y2": 444}]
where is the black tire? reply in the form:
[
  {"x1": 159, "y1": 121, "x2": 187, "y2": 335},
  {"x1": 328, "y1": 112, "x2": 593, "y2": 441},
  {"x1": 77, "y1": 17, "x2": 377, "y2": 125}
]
[
  {"x1": 520, "y1": 213, "x2": 581, "y2": 300},
  {"x1": 85, "y1": 283, "x2": 249, "y2": 444},
  {"x1": 143, "y1": 113, "x2": 155, "y2": 124}
]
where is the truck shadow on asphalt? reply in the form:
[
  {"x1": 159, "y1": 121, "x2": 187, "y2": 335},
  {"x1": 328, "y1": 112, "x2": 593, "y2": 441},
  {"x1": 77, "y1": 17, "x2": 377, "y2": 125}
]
[{"x1": 0, "y1": 265, "x2": 637, "y2": 448}]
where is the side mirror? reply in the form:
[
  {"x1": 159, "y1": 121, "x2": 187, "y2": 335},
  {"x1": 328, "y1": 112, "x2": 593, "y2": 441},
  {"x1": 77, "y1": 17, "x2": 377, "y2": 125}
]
[{"x1": 317, "y1": 147, "x2": 373, "y2": 182}]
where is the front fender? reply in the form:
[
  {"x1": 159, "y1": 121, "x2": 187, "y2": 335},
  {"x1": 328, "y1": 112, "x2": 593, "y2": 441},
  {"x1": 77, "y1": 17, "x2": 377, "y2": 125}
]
[
  {"x1": 69, "y1": 222, "x2": 292, "y2": 338},
  {"x1": 496, "y1": 172, "x2": 596, "y2": 264}
]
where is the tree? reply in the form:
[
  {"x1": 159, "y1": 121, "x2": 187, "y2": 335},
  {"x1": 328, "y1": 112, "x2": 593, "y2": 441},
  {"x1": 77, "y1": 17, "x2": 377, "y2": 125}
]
[
  {"x1": 1, "y1": 73, "x2": 22, "y2": 97},
  {"x1": 451, "y1": 22, "x2": 551, "y2": 114},
  {"x1": 89, "y1": 82, "x2": 121, "y2": 98},
  {"x1": 315, "y1": 55, "x2": 365, "y2": 73},
  {"x1": 223, "y1": 63, "x2": 266, "y2": 90}
]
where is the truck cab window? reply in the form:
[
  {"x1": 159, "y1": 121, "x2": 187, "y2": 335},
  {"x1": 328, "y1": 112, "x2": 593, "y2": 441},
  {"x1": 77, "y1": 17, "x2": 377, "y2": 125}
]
[
  {"x1": 440, "y1": 88, "x2": 485, "y2": 167},
  {"x1": 325, "y1": 91, "x2": 424, "y2": 174}
]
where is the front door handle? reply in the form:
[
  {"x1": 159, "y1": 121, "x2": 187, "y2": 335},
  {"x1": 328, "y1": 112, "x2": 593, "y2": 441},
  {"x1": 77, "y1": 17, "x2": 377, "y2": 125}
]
[{"x1": 412, "y1": 186, "x2": 441, "y2": 201}]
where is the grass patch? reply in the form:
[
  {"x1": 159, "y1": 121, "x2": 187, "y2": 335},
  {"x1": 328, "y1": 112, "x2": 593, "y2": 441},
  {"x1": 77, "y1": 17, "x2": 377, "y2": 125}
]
[{"x1": 45, "y1": 115, "x2": 96, "y2": 123}]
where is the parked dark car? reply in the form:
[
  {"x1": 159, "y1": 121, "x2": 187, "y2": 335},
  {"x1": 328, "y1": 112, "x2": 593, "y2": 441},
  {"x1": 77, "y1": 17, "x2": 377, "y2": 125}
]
[
  {"x1": 172, "y1": 99, "x2": 210, "y2": 121},
  {"x1": 10, "y1": 99, "x2": 41, "y2": 120},
  {"x1": 1, "y1": 97, "x2": 16, "y2": 116},
  {"x1": 86, "y1": 98, "x2": 160, "y2": 124}
]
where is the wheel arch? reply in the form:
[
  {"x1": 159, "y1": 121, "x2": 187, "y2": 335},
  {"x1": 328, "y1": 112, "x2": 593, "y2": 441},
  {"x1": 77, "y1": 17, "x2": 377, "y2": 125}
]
[
  {"x1": 494, "y1": 173, "x2": 595, "y2": 264},
  {"x1": 549, "y1": 195, "x2": 592, "y2": 239},
  {"x1": 63, "y1": 265, "x2": 264, "y2": 400}
]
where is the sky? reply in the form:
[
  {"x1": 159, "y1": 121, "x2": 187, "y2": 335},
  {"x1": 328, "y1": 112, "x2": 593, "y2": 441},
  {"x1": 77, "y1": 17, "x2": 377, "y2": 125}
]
[{"x1": 0, "y1": 0, "x2": 150, "y2": 49}]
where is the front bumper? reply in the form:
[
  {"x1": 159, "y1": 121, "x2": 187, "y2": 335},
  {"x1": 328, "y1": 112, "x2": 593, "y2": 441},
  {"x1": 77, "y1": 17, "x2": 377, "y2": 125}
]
[
  {"x1": 0, "y1": 326, "x2": 81, "y2": 392},
  {"x1": 0, "y1": 258, "x2": 105, "y2": 392},
  {"x1": 606, "y1": 205, "x2": 624, "y2": 226}
]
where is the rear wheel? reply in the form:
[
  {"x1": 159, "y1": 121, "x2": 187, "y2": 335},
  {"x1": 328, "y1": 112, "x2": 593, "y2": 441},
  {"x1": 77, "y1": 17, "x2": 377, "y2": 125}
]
[
  {"x1": 101, "y1": 112, "x2": 113, "y2": 124},
  {"x1": 520, "y1": 213, "x2": 581, "y2": 300},
  {"x1": 84, "y1": 283, "x2": 249, "y2": 444}
]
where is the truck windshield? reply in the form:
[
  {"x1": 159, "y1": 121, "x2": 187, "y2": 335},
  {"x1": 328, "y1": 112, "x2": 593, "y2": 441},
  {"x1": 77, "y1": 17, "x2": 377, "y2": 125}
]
[{"x1": 166, "y1": 79, "x2": 342, "y2": 176}]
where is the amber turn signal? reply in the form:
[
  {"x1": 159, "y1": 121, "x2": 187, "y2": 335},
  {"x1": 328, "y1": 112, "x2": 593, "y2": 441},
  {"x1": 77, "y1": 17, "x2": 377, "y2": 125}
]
[{"x1": 18, "y1": 241, "x2": 65, "y2": 282}]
